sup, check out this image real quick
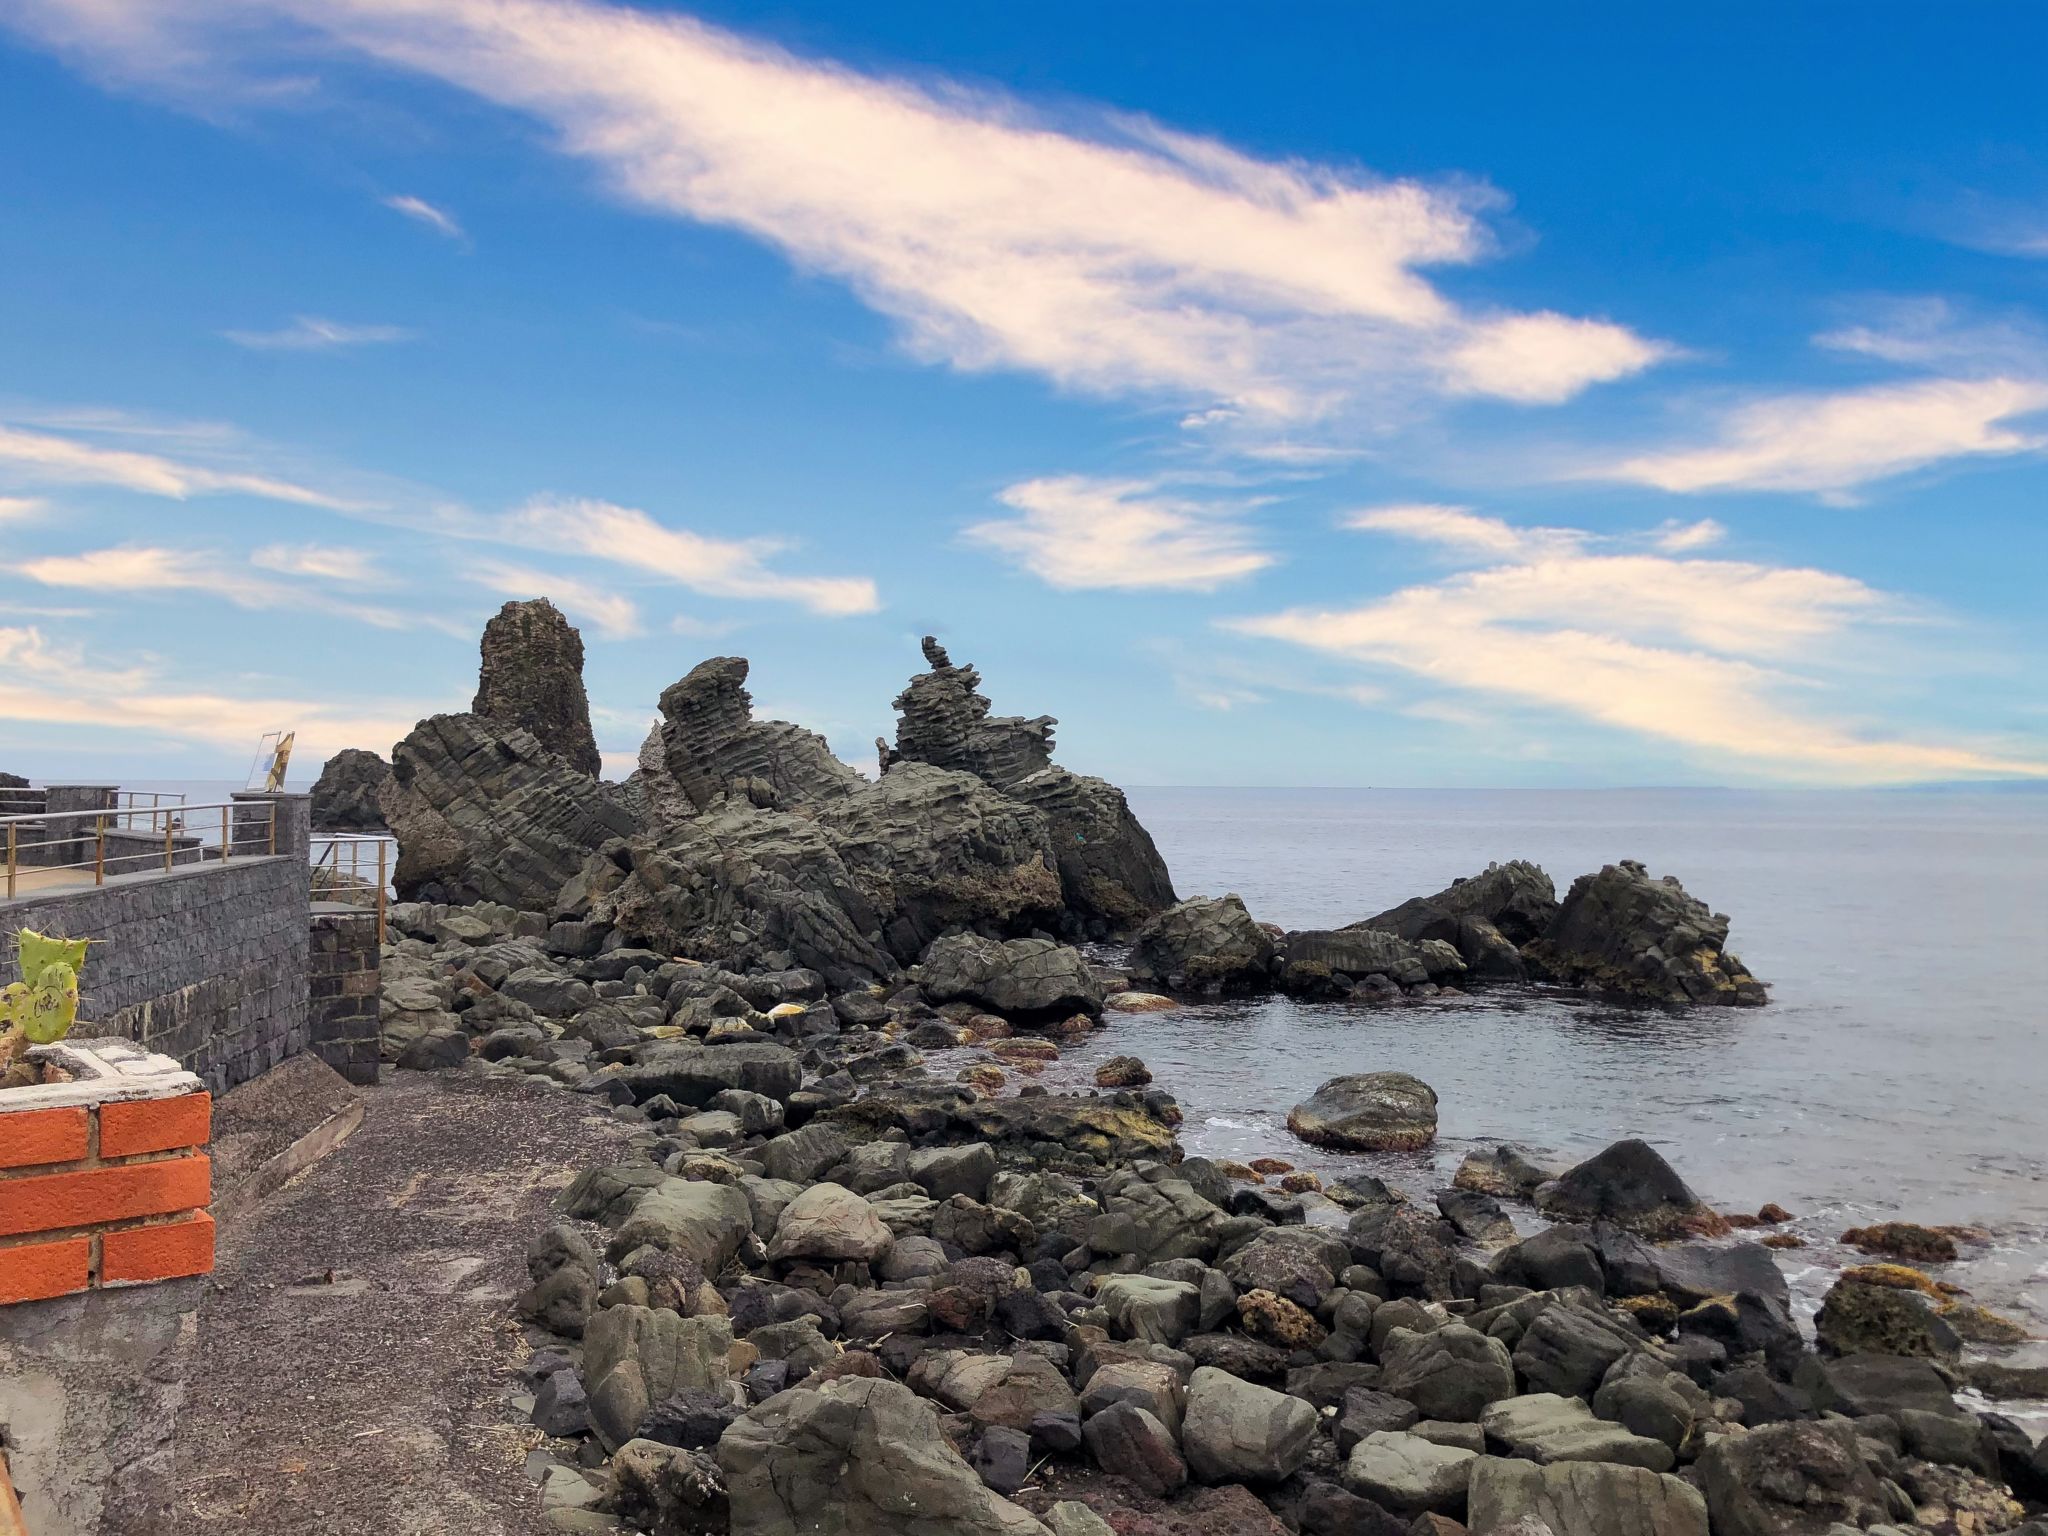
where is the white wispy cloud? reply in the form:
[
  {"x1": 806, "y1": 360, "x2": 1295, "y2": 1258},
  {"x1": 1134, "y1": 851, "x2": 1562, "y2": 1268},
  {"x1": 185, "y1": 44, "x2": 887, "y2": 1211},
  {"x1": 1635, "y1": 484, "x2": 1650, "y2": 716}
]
[
  {"x1": 0, "y1": 496, "x2": 43, "y2": 522},
  {"x1": 0, "y1": 419, "x2": 358, "y2": 508},
  {"x1": 223, "y1": 315, "x2": 414, "y2": 350},
  {"x1": 1587, "y1": 376, "x2": 2048, "y2": 498},
  {"x1": 480, "y1": 495, "x2": 880, "y2": 617},
  {"x1": 249, "y1": 543, "x2": 385, "y2": 582},
  {"x1": 967, "y1": 476, "x2": 1275, "y2": 592},
  {"x1": 19, "y1": 543, "x2": 452, "y2": 633},
  {"x1": 1229, "y1": 509, "x2": 2048, "y2": 783},
  {"x1": 465, "y1": 558, "x2": 643, "y2": 639},
  {"x1": 382, "y1": 193, "x2": 465, "y2": 241},
  {"x1": 0, "y1": 624, "x2": 422, "y2": 758},
  {"x1": 3, "y1": 0, "x2": 1666, "y2": 436}
]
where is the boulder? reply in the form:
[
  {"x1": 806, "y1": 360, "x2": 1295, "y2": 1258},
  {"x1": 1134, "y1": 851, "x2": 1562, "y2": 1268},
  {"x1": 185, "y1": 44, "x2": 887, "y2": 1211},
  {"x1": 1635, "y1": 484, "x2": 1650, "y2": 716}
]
[
  {"x1": 309, "y1": 747, "x2": 392, "y2": 831},
  {"x1": 382, "y1": 713, "x2": 642, "y2": 906},
  {"x1": 1342, "y1": 1431, "x2": 1476, "y2": 1515},
  {"x1": 1455, "y1": 1145, "x2": 1556, "y2": 1200},
  {"x1": 1479, "y1": 1393, "x2": 1674, "y2": 1472},
  {"x1": 1180, "y1": 1366, "x2": 1318, "y2": 1484},
  {"x1": 1287, "y1": 1073, "x2": 1438, "y2": 1151},
  {"x1": 767, "y1": 1184, "x2": 894, "y2": 1265},
  {"x1": 1378, "y1": 1326, "x2": 1517, "y2": 1423},
  {"x1": 1512, "y1": 1301, "x2": 1643, "y2": 1400},
  {"x1": 606, "y1": 1439, "x2": 729, "y2": 1534},
  {"x1": 606, "y1": 1178, "x2": 755, "y2": 1273},
  {"x1": 1535, "y1": 1139, "x2": 1722, "y2": 1239},
  {"x1": 1096, "y1": 1274, "x2": 1202, "y2": 1347},
  {"x1": 1695, "y1": 1420, "x2": 1891, "y2": 1536},
  {"x1": 582, "y1": 1308, "x2": 733, "y2": 1452},
  {"x1": 1524, "y1": 860, "x2": 1766, "y2": 1006},
  {"x1": 916, "y1": 934, "x2": 1103, "y2": 1022},
  {"x1": 1080, "y1": 1401, "x2": 1187, "y2": 1498},
  {"x1": 471, "y1": 597, "x2": 604, "y2": 776},
  {"x1": 717, "y1": 1376, "x2": 1050, "y2": 1535},
  {"x1": 1814, "y1": 1278, "x2": 1962, "y2": 1361},
  {"x1": 889, "y1": 637, "x2": 1175, "y2": 934},
  {"x1": 1278, "y1": 929, "x2": 1437, "y2": 993},
  {"x1": 1127, "y1": 895, "x2": 1275, "y2": 993},
  {"x1": 1467, "y1": 1457, "x2": 1708, "y2": 1536}
]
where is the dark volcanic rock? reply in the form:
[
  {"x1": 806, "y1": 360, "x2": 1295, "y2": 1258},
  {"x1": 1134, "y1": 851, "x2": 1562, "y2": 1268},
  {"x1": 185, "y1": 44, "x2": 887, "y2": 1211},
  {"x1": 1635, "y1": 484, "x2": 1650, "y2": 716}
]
[
  {"x1": 1696, "y1": 1419, "x2": 1890, "y2": 1536},
  {"x1": 1525, "y1": 859, "x2": 1766, "y2": 1006},
  {"x1": 1815, "y1": 1278, "x2": 1962, "y2": 1360},
  {"x1": 916, "y1": 932, "x2": 1103, "y2": 1021},
  {"x1": 646, "y1": 655, "x2": 864, "y2": 816},
  {"x1": 1535, "y1": 1138, "x2": 1725, "y2": 1239},
  {"x1": 380, "y1": 713, "x2": 642, "y2": 907},
  {"x1": 890, "y1": 636, "x2": 1175, "y2": 933},
  {"x1": 470, "y1": 597, "x2": 602, "y2": 777},
  {"x1": 1277, "y1": 929, "x2": 1437, "y2": 994},
  {"x1": 1128, "y1": 894, "x2": 1275, "y2": 993},
  {"x1": 1287, "y1": 1073, "x2": 1438, "y2": 1151},
  {"x1": 308, "y1": 747, "x2": 392, "y2": 831},
  {"x1": 1353, "y1": 860, "x2": 1558, "y2": 981}
]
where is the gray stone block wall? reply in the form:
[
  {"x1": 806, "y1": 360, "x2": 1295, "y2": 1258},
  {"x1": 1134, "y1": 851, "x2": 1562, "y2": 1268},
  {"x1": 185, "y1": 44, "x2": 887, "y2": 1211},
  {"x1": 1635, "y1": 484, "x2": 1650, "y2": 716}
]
[
  {"x1": 308, "y1": 907, "x2": 380, "y2": 1085},
  {"x1": 0, "y1": 850, "x2": 312, "y2": 1098}
]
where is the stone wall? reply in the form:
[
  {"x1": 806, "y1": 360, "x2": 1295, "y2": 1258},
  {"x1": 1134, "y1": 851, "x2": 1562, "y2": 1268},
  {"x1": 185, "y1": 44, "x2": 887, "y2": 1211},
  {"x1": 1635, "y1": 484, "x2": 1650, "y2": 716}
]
[
  {"x1": 0, "y1": 811, "x2": 312, "y2": 1096},
  {"x1": 307, "y1": 907, "x2": 380, "y2": 1086}
]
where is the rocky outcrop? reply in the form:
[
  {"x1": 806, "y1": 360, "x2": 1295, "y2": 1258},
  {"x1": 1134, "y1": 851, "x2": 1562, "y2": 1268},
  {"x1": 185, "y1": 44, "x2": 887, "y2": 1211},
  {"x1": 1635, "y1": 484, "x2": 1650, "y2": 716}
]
[
  {"x1": 1276, "y1": 928, "x2": 1446, "y2": 997},
  {"x1": 1127, "y1": 895, "x2": 1274, "y2": 993},
  {"x1": 308, "y1": 748, "x2": 392, "y2": 831},
  {"x1": 650, "y1": 656, "x2": 864, "y2": 815},
  {"x1": 380, "y1": 714, "x2": 641, "y2": 907},
  {"x1": 1524, "y1": 860, "x2": 1765, "y2": 1006},
  {"x1": 1353, "y1": 860, "x2": 1557, "y2": 981},
  {"x1": 890, "y1": 637, "x2": 1174, "y2": 934},
  {"x1": 1535, "y1": 1139, "x2": 1726, "y2": 1239},
  {"x1": 471, "y1": 598, "x2": 602, "y2": 777}
]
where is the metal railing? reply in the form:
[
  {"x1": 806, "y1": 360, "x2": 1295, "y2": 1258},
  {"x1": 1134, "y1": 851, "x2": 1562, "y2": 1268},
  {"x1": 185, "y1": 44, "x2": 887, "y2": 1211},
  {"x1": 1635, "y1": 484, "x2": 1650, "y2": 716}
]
[
  {"x1": 114, "y1": 789, "x2": 186, "y2": 830},
  {"x1": 1, "y1": 800, "x2": 278, "y2": 901},
  {"x1": 310, "y1": 834, "x2": 394, "y2": 943}
]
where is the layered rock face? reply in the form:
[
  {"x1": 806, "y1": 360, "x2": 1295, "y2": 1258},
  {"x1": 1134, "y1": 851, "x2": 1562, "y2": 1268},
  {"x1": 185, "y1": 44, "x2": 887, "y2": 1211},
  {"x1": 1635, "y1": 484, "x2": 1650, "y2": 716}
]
[
  {"x1": 891, "y1": 637, "x2": 1175, "y2": 934},
  {"x1": 471, "y1": 598, "x2": 603, "y2": 777},
  {"x1": 650, "y1": 656, "x2": 864, "y2": 813},
  {"x1": 1524, "y1": 860, "x2": 1765, "y2": 1007},
  {"x1": 1352, "y1": 860, "x2": 1558, "y2": 982},
  {"x1": 380, "y1": 714, "x2": 641, "y2": 908},
  {"x1": 308, "y1": 747, "x2": 392, "y2": 831}
]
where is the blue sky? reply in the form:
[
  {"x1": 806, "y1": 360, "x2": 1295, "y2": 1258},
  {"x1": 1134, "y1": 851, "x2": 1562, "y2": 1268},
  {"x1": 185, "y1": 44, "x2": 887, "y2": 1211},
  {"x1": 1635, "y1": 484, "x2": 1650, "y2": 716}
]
[{"x1": 2, "y1": 1, "x2": 2045, "y2": 788}]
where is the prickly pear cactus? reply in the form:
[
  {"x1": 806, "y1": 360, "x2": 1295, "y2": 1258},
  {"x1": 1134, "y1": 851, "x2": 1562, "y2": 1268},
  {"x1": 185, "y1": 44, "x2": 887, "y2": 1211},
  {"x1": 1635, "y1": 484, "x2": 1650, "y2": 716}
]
[{"x1": 0, "y1": 928, "x2": 88, "y2": 1082}]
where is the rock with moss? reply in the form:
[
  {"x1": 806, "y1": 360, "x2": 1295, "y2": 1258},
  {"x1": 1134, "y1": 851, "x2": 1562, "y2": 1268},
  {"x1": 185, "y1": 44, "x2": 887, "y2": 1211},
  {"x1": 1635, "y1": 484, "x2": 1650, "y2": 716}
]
[
  {"x1": 1815, "y1": 1278, "x2": 1962, "y2": 1360},
  {"x1": 1288, "y1": 1073, "x2": 1439, "y2": 1152}
]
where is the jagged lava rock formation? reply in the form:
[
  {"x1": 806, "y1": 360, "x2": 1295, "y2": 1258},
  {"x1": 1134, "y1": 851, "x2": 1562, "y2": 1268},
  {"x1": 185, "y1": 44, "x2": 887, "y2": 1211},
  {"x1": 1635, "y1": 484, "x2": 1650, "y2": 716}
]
[
  {"x1": 472, "y1": 597, "x2": 603, "y2": 777},
  {"x1": 1524, "y1": 859, "x2": 1766, "y2": 1006},
  {"x1": 308, "y1": 747, "x2": 392, "y2": 831},
  {"x1": 889, "y1": 637, "x2": 1176, "y2": 935}
]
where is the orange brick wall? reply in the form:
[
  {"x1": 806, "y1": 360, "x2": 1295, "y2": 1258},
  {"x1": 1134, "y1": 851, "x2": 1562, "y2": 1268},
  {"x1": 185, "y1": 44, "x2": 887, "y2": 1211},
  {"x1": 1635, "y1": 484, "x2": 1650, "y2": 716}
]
[{"x1": 0, "y1": 1090, "x2": 213, "y2": 1305}]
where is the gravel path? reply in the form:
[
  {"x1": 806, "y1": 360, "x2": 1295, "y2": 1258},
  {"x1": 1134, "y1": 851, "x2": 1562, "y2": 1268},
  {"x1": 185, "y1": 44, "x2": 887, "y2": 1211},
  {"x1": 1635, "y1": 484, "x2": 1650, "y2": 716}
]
[{"x1": 176, "y1": 1070, "x2": 635, "y2": 1535}]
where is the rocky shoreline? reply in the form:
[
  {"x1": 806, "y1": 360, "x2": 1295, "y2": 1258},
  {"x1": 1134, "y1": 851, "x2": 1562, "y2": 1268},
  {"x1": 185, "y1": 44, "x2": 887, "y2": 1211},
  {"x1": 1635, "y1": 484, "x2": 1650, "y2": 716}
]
[{"x1": 348, "y1": 601, "x2": 2041, "y2": 1536}]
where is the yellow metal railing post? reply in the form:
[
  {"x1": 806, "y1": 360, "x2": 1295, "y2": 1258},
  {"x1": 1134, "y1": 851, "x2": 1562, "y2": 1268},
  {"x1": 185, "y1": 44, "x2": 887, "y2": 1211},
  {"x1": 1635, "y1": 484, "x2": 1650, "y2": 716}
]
[
  {"x1": 95, "y1": 815, "x2": 106, "y2": 886},
  {"x1": 268, "y1": 802, "x2": 277, "y2": 856},
  {"x1": 220, "y1": 805, "x2": 229, "y2": 864},
  {"x1": 163, "y1": 811, "x2": 174, "y2": 873},
  {"x1": 5, "y1": 824, "x2": 15, "y2": 900}
]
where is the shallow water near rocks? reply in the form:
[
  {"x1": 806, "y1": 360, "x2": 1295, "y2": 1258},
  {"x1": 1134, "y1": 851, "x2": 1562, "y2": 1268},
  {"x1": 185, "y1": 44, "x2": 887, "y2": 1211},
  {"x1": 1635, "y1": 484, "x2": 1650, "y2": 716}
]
[{"x1": 1053, "y1": 786, "x2": 2048, "y2": 1420}]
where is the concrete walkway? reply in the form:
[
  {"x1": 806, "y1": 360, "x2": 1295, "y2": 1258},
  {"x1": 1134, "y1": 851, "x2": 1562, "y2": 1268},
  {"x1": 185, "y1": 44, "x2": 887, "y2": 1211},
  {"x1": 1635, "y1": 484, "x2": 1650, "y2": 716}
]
[{"x1": 176, "y1": 1070, "x2": 636, "y2": 1535}]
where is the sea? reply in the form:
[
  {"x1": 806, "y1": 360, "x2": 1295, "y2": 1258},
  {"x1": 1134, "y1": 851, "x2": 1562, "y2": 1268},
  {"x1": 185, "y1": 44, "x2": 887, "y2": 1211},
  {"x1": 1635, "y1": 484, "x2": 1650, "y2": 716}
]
[{"x1": 1045, "y1": 786, "x2": 2048, "y2": 1417}]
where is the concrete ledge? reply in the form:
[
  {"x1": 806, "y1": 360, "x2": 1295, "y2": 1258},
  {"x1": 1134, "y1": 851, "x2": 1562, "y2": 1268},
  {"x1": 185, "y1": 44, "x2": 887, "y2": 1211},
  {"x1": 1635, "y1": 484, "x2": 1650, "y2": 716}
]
[{"x1": 208, "y1": 1054, "x2": 364, "y2": 1225}]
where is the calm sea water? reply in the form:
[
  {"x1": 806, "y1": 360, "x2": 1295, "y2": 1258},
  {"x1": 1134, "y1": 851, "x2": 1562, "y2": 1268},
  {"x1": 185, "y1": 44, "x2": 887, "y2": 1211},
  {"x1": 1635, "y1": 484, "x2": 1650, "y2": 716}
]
[{"x1": 1056, "y1": 787, "x2": 2048, "y2": 1396}]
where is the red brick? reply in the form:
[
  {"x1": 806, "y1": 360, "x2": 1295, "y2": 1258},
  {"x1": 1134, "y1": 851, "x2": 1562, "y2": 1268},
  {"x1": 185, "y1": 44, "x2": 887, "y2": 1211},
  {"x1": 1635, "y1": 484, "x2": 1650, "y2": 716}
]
[
  {"x1": 99, "y1": 1092, "x2": 212, "y2": 1159},
  {"x1": 0, "y1": 1106, "x2": 90, "y2": 1170},
  {"x1": 102, "y1": 1211, "x2": 215, "y2": 1285},
  {"x1": 0, "y1": 1155, "x2": 210, "y2": 1239},
  {"x1": 0, "y1": 1235, "x2": 91, "y2": 1304}
]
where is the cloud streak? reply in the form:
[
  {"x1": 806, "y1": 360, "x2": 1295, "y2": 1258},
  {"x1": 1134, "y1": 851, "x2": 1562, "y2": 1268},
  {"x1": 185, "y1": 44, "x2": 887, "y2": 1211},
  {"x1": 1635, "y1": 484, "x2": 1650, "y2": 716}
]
[
  {"x1": 4, "y1": 0, "x2": 1666, "y2": 435},
  {"x1": 967, "y1": 476, "x2": 1274, "y2": 591},
  {"x1": 382, "y1": 193, "x2": 464, "y2": 241},
  {"x1": 223, "y1": 315, "x2": 414, "y2": 350},
  {"x1": 0, "y1": 420, "x2": 358, "y2": 508},
  {"x1": 1230, "y1": 509, "x2": 2047, "y2": 783}
]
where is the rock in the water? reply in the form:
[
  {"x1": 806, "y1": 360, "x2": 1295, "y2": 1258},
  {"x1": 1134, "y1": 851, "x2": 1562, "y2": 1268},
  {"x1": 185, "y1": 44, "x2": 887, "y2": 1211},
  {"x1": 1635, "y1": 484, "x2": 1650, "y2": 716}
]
[
  {"x1": 471, "y1": 597, "x2": 603, "y2": 777},
  {"x1": 1695, "y1": 1420, "x2": 1890, "y2": 1536},
  {"x1": 890, "y1": 637, "x2": 1175, "y2": 934},
  {"x1": 1525, "y1": 860, "x2": 1766, "y2": 1006},
  {"x1": 1127, "y1": 894, "x2": 1275, "y2": 994},
  {"x1": 1467, "y1": 1457, "x2": 1708, "y2": 1536},
  {"x1": 917, "y1": 933, "x2": 1103, "y2": 1021},
  {"x1": 381, "y1": 713, "x2": 642, "y2": 906},
  {"x1": 1180, "y1": 1365, "x2": 1318, "y2": 1484},
  {"x1": 1287, "y1": 1073, "x2": 1438, "y2": 1151},
  {"x1": 647, "y1": 655, "x2": 864, "y2": 815},
  {"x1": 309, "y1": 747, "x2": 392, "y2": 831},
  {"x1": 1278, "y1": 929, "x2": 1440, "y2": 994},
  {"x1": 717, "y1": 1376, "x2": 1050, "y2": 1535},
  {"x1": 1815, "y1": 1278, "x2": 1962, "y2": 1360},
  {"x1": 1535, "y1": 1139, "x2": 1723, "y2": 1239},
  {"x1": 1353, "y1": 861, "x2": 1559, "y2": 981}
]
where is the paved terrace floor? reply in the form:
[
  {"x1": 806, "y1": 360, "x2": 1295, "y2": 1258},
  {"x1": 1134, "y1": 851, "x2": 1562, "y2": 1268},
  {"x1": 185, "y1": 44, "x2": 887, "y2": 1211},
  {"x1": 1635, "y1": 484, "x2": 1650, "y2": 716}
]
[{"x1": 177, "y1": 1070, "x2": 636, "y2": 1535}]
